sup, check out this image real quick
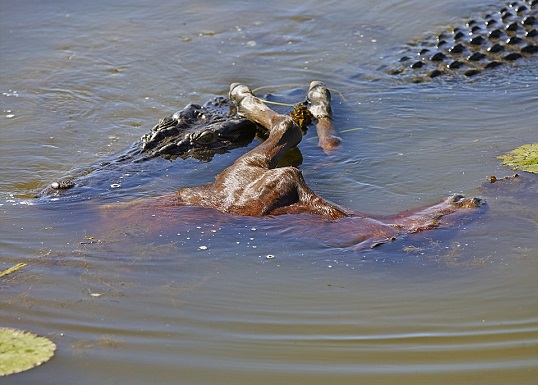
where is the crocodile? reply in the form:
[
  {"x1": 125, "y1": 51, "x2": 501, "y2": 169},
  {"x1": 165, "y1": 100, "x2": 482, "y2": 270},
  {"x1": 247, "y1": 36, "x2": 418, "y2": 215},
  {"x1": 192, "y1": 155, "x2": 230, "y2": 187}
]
[
  {"x1": 386, "y1": 0, "x2": 537, "y2": 81},
  {"x1": 138, "y1": 97, "x2": 258, "y2": 162},
  {"x1": 39, "y1": 97, "x2": 261, "y2": 197}
]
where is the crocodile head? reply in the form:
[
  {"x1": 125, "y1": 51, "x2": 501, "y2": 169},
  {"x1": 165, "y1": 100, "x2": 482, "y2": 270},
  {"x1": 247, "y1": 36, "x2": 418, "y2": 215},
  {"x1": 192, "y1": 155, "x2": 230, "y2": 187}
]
[
  {"x1": 39, "y1": 97, "x2": 261, "y2": 197},
  {"x1": 139, "y1": 97, "x2": 260, "y2": 162}
]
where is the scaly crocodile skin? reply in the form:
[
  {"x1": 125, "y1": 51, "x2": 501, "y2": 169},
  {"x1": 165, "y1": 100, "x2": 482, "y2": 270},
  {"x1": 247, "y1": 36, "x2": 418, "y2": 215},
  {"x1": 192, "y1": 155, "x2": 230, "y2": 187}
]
[{"x1": 388, "y1": 0, "x2": 537, "y2": 81}]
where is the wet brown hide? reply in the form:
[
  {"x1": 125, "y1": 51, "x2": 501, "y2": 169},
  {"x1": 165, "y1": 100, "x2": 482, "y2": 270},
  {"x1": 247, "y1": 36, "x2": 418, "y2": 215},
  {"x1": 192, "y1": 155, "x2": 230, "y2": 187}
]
[{"x1": 99, "y1": 82, "x2": 484, "y2": 250}]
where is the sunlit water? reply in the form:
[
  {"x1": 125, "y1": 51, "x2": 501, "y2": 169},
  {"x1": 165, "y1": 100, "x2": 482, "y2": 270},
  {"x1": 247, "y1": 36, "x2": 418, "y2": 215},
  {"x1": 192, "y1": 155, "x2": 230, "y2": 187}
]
[{"x1": 1, "y1": 0, "x2": 537, "y2": 384}]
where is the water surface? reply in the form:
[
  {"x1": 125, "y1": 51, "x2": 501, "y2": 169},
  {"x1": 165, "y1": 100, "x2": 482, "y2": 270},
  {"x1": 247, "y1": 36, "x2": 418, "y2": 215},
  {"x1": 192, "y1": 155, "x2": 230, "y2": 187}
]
[{"x1": 1, "y1": 0, "x2": 537, "y2": 384}]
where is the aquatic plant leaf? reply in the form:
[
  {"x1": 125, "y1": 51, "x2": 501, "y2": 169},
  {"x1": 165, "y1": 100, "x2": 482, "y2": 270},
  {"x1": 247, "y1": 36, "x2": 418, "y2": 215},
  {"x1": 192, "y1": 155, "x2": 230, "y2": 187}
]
[
  {"x1": 289, "y1": 103, "x2": 313, "y2": 131},
  {"x1": 0, "y1": 263, "x2": 27, "y2": 278},
  {"x1": 497, "y1": 143, "x2": 538, "y2": 174},
  {"x1": 0, "y1": 328, "x2": 56, "y2": 376}
]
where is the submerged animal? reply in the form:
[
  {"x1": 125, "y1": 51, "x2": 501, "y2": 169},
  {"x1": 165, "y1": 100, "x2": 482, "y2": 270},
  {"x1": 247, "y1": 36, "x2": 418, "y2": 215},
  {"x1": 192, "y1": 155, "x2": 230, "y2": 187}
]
[
  {"x1": 42, "y1": 2, "x2": 538, "y2": 249},
  {"x1": 99, "y1": 82, "x2": 484, "y2": 250}
]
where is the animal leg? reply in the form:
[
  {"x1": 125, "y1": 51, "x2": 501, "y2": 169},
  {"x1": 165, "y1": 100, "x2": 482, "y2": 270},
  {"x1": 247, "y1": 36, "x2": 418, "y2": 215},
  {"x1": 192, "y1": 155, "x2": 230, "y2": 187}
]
[
  {"x1": 307, "y1": 81, "x2": 342, "y2": 153},
  {"x1": 229, "y1": 83, "x2": 303, "y2": 169},
  {"x1": 264, "y1": 167, "x2": 351, "y2": 218},
  {"x1": 390, "y1": 194, "x2": 484, "y2": 233},
  {"x1": 177, "y1": 83, "x2": 306, "y2": 215}
]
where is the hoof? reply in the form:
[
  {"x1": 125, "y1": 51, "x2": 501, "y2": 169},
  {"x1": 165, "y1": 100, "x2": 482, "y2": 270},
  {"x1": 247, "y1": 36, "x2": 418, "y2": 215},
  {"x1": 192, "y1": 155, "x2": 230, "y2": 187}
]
[
  {"x1": 229, "y1": 83, "x2": 258, "y2": 118},
  {"x1": 308, "y1": 80, "x2": 327, "y2": 93},
  {"x1": 229, "y1": 83, "x2": 253, "y2": 105},
  {"x1": 307, "y1": 81, "x2": 332, "y2": 119}
]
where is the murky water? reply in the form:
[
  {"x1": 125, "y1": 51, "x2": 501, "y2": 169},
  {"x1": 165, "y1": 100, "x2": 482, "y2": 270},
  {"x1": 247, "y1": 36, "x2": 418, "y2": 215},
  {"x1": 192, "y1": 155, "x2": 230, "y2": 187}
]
[{"x1": 1, "y1": 0, "x2": 537, "y2": 384}]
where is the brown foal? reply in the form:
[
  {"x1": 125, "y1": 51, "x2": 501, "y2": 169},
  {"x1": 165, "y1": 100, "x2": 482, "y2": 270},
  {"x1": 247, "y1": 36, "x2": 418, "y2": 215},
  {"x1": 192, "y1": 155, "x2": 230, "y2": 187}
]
[
  {"x1": 176, "y1": 82, "x2": 481, "y2": 220},
  {"x1": 101, "y1": 81, "x2": 483, "y2": 248}
]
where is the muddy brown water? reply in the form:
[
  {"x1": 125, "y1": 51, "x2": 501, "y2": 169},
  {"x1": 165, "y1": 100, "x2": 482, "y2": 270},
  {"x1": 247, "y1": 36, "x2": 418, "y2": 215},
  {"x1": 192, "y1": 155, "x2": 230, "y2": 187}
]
[{"x1": 1, "y1": 0, "x2": 537, "y2": 384}]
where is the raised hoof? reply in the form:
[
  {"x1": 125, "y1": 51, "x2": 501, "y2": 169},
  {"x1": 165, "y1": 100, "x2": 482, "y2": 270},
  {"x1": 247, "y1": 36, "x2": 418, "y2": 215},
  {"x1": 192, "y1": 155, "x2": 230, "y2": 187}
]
[
  {"x1": 229, "y1": 83, "x2": 253, "y2": 107},
  {"x1": 228, "y1": 82, "x2": 274, "y2": 121},
  {"x1": 307, "y1": 81, "x2": 332, "y2": 119}
]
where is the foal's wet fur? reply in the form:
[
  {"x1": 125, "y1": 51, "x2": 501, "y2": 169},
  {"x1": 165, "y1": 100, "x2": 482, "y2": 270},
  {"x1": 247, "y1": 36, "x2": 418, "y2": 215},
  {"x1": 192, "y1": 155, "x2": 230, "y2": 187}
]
[
  {"x1": 176, "y1": 83, "x2": 351, "y2": 218},
  {"x1": 177, "y1": 82, "x2": 482, "y2": 219},
  {"x1": 101, "y1": 82, "x2": 483, "y2": 249}
]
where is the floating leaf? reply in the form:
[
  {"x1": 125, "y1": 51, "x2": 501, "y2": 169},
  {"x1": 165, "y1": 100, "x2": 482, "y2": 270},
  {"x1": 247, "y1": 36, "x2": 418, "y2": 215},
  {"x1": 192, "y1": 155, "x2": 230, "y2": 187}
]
[
  {"x1": 0, "y1": 328, "x2": 56, "y2": 376},
  {"x1": 0, "y1": 263, "x2": 27, "y2": 278},
  {"x1": 497, "y1": 143, "x2": 538, "y2": 174}
]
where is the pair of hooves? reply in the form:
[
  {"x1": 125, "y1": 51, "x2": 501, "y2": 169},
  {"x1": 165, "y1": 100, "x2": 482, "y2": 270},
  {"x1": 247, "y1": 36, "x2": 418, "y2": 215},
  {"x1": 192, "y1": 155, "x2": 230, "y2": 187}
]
[{"x1": 229, "y1": 81, "x2": 330, "y2": 116}]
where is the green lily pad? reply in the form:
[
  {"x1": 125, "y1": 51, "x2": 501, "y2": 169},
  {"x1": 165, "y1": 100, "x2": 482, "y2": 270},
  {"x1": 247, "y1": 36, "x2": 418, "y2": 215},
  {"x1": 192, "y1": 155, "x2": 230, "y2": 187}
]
[
  {"x1": 497, "y1": 143, "x2": 538, "y2": 174},
  {"x1": 0, "y1": 328, "x2": 56, "y2": 376}
]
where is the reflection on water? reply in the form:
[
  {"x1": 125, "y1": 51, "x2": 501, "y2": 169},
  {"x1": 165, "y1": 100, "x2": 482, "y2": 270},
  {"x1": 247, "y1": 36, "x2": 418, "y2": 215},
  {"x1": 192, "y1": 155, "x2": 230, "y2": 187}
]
[{"x1": 1, "y1": 0, "x2": 537, "y2": 384}]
